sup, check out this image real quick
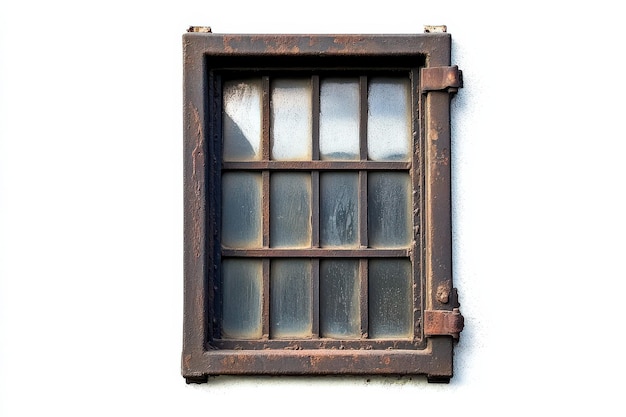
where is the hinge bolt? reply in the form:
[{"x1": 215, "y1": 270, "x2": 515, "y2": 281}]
[
  {"x1": 424, "y1": 25, "x2": 447, "y2": 33},
  {"x1": 187, "y1": 26, "x2": 212, "y2": 33}
]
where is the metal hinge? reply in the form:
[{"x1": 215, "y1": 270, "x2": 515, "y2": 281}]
[
  {"x1": 424, "y1": 308, "x2": 465, "y2": 339},
  {"x1": 421, "y1": 66, "x2": 463, "y2": 94}
]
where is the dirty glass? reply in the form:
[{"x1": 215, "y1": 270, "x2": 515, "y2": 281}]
[
  {"x1": 367, "y1": 172, "x2": 412, "y2": 248},
  {"x1": 270, "y1": 79, "x2": 312, "y2": 160},
  {"x1": 319, "y1": 78, "x2": 360, "y2": 160},
  {"x1": 223, "y1": 79, "x2": 262, "y2": 161},
  {"x1": 221, "y1": 172, "x2": 262, "y2": 248},
  {"x1": 270, "y1": 259, "x2": 312, "y2": 338},
  {"x1": 320, "y1": 172, "x2": 359, "y2": 248},
  {"x1": 221, "y1": 259, "x2": 263, "y2": 339},
  {"x1": 367, "y1": 77, "x2": 411, "y2": 161},
  {"x1": 270, "y1": 172, "x2": 312, "y2": 248},
  {"x1": 320, "y1": 260, "x2": 360, "y2": 338},
  {"x1": 368, "y1": 259, "x2": 412, "y2": 338}
]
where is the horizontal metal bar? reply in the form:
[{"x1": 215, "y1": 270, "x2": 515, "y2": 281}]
[
  {"x1": 222, "y1": 161, "x2": 410, "y2": 171},
  {"x1": 184, "y1": 33, "x2": 451, "y2": 57},
  {"x1": 211, "y1": 338, "x2": 424, "y2": 351},
  {"x1": 222, "y1": 248, "x2": 410, "y2": 257}
]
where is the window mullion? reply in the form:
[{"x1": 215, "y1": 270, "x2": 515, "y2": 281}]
[
  {"x1": 311, "y1": 75, "x2": 321, "y2": 338},
  {"x1": 262, "y1": 76, "x2": 271, "y2": 339},
  {"x1": 411, "y1": 68, "x2": 422, "y2": 340},
  {"x1": 358, "y1": 75, "x2": 369, "y2": 338}
]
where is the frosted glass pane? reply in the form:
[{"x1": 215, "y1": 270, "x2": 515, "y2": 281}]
[
  {"x1": 367, "y1": 77, "x2": 411, "y2": 161},
  {"x1": 222, "y1": 172, "x2": 262, "y2": 248},
  {"x1": 368, "y1": 172, "x2": 412, "y2": 248},
  {"x1": 320, "y1": 172, "x2": 358, "y2": 248},
  {"x1": 223, "y1": 79, "x2": 262, "y2": 161},
  {"x1": 320, "y1": 260, "x2": 360, "y2": 338},
  {"x1": 320, "y1": 78, "x2": 360, "y2": 160},
  {"x1": 222, "y1": 259, "x2": 263, "y2": 339},
  {"x1": 270, "y1": 260, "x2": 312, "y2": 338},
  {"x1": 271, "y1": 79, "x2": 312, "y2": 160},
  {"x1": 368, "y1": 259, "x2": 412, "y2": 339},
  {"x1": 270, "y1": 173, "x2": 311, "y2": 248}
]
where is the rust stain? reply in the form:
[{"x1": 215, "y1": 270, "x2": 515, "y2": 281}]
[
  {"x1": 191, "y1": 106, "x2": 204, "y2": 259},
  {"x1": 183, "y1": 354, "x2": 192, "y2": 369}
]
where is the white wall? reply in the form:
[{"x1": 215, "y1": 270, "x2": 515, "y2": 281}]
[{"x1": 1, "y1": 1, "x2": 625, "y2": 416}]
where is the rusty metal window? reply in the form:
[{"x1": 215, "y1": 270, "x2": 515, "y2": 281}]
[{"x1": 183, "y1": 28, "x2": 464, "y2": 383}]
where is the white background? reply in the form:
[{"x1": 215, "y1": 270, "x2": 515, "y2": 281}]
[{"x1": 1, "y1": 1, "x2": 625, "y2": 415}]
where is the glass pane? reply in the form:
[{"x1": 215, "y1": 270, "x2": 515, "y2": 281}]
[
  {"x1": 320, "y1": 172, "x2": 358, "y2": 248},
  {"x1": 368, "y1": 259, "x2": 412, "y2": 339},
  {"x1": 320, "y1": 260, "x2": 360, "y2": 338},
  {"x1": 222, "y1": 172, "x2": 262, "y2": 248},
  {"x1": 367, "y1": 77, "x2": 411, "y2": 161},
  {"x1": 271, "y1": 79, "x2": 312, "y2": 160},
  {"x1": 223, "y1": 79, "x2": 262, "y2": 161},
  {"x1": 270, "y1": 172, "x2": 311, "y2": 248},
  {"x1": 320, "y1": 78, "x2": 360, "y2": 160},
  {"x1": 368, "y1": 172, "x2": 412, "y2": 248},
  {"x1": 270, "y1": 259, "x2": 312, "y2": 338},
  {"x1": 221, "y1": 259, "x2": 263, "y2": 339}
]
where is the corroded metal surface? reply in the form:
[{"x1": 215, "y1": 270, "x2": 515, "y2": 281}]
[
  {"x1": 183, "y1": 31, "x2": 463, "y2": 384},
  {"x1": 421, "y1": 66, "x2": 463, "y2": 93},
  {"x1": 424, "y1": 308, "x2": 465, "y2": 339}
]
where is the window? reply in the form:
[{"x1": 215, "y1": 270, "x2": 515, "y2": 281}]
[{"x1": 183, "y1": 29, "x2": 464, "y2": 383}]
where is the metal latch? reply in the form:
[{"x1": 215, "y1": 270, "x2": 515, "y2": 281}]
[
  {"x1": 424, "y1": 308, "x2": 464, "y2": 339},
  {"x1": 421, "y1": 66, "x2": 463, "y2": 94}
]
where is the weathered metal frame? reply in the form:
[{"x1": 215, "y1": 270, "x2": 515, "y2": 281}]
[{"x1": 183, "y1": 33, "x2": 461, "y2": 383}]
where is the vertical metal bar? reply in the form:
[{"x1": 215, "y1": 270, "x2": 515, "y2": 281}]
[
  {"x1": 183, "y1": 39, "x2": 208, "y2": 372},
  {"x1": 359, "y1": 258, "x2": 368, "y2": 338},
  {"x1": 358, "y1": 76, "x2": 368, "y2": 248},
  {"x1": 311, "y1": 259, "x2": 320, "y2": 338},
  {"x1": 262, "y1": 259, "x2": 270, "y2": 339},
  {"x1": 211, "y1": 74, "x2": 223, "y2": 340},
  {"x1": 312, "y1": 171, "x2": 320, "y2": 248},
  {"x1": 261, "y1": 76, "x2": 271, "y2": 338},
  {"x1": 311, "y1": 75, "x2": 321, "y2": 248},
  {"x1": 262, "y1": 76, "x2": 270, "y2": 161},
  {"x1": 425, "y1": 91, "x2": 452, "y2": 312},
  {"x1": 359, "y1": 76, "x2": 368, "y2": 161},
  {"x1": 358, "y1": 76, "x2": 369, "y2": 338},
  {"x1": 410, "y1": 68, "x2": 422, "y2": 339},
  {"x1": 262, "y1": 172, "x2": 270, "y2": 248},
  {"x1": 312, "y1": 75, "x2": 320, "y2": 161},
  {"x1": 311, "y1": 75, "x2": 321, "y2": 337}
]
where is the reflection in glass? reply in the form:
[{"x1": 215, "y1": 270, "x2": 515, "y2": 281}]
[
  {"x1": 320, "y1": 260, "x2": 360, "y2": 338},
  {"x1": 270, "y1": 172, "x2": 311, "y2": 248},
  {"x1": 223, "y1": 79, "x2": 262, "y2": 161},
  {"x1": 368, "y1": 172, "x2": 412, "y2": 248},
  {"x1": 221, "y1": 259, "x2": 263, "y2": 339},
  {"x1": 271, "y1": 79, "x2": 312, "y2": 160},
  {"x1": 368, "y1": 259, "x2": 412, "y2": 338},
  {"x1": 270, "y1": 259, "x2": 312, "y2": 338},
  {"x1": 320, "y1": 78, "x2": 360, "y2": 160},
  {"x1": 367, "y1": 77, "x2": 411, "y2": 161},
  {"x1": 222, "y1": 172, "x2": 262, "y2": 248},
  {"x1": 320, "y1": 172, "x2": 358, "y2": 247}
]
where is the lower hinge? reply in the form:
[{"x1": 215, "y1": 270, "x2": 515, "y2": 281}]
[
  {"x1": 424, "y1": 308, "x2": 464, "y2": 339},
  {"x1": 421, "y1": 66, "x2": 463, "y2": 94}
]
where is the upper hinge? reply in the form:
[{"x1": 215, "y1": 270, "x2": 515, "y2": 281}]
[
  {"x1": 420, "y1": 66, "x2": 463, "y2": 94},
  {"x1": 424, "y1": 308, "x2": 464, "y2": 339}
]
